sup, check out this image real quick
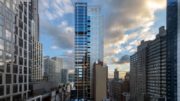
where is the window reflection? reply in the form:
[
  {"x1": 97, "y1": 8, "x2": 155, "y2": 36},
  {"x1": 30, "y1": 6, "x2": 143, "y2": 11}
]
[
  {"x1": 6, "y1": 42, "x2": 12, "y2": 53},
  {"x1": 0, "y1": 26, "x2": 2, "y2": 37},
  {"x1": 0, "y1": 50, "x2": 3, "y2": 61},
  {"x1": 5, "y1": 53, "x2": 11, "y2": 63},
  {"x1": 0, "y1": 39, "x2": 4, "y2": 50},
  {"x1": 0, "y1": 15, "x2": 4, "y2": 26},
  {"x1": 0, "y1": 62, "x2": 4, "y2": 72},
  {"x1": 5, "y1": 30, "x2": 12, "y2": 41}
]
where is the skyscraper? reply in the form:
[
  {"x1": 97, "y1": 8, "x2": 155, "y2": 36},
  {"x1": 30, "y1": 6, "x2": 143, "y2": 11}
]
[
  {"x1": 74, "y1": 2, "x2": 90, "y2": 99},
  {"x1": 0, "y1": 0, "x2": 42, "y2": 100},
  {"x1": 74, "y1": 2, "x2": 103, "y2": 100},
  {"x1": 146, "y1": 26, "x2": 167, "y2": 100},
  {"x1": 166, "y1": 0, "x2": 179, "y2": 101},
  {"x1": 130, "y1": 40, "x2": 150, "y2": 101}
]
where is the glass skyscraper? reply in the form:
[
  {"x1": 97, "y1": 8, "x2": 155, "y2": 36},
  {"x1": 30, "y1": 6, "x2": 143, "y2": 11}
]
[
  {"x1": 167, "y1": 0, "x2": 180, "y2": 101},
  {"x1": 0, "y1": 0, "x2": 42, "y2": 100},
  {"x1": 88, "y1": 6, "x2": 103, "y2": 99},
  {"x1": 74, "y1": 2, "x2": 103, "y2": 100},
  {"x1": 75, "y1": 2, "x2": 90, "y2": 99}
]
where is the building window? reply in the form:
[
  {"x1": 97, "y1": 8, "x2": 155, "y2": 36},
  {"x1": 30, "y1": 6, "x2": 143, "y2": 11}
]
[
  {"x1": 0, "y1": 62, "x2": 4, "y2": 72},
  {"x1": 19, "y1": 84, "x2": 22, "y2": 92},
  {"x1": 5, "y1": 30, "x2": 12, "y2": 41},
  {"x1": 24, "y1": 84, "x2": 27, "y2": 91},
  {"x1": 0, "y1": 73, "x2": 2, "y2": 84},
  {"x1": 13, "y1": 75, "x2": 17, "y2": 83},
  {"x1": 6, "y1": 42, "x2": 12, "y2": 53},
  {"x1": 19, "y1": 38, "x2": 23, "y2": 48},
  {"x1": 13, "y1": 84, "x2": 18, "y2": 93},
  {"x1": 0, "y1": 39, "x2": 4, "y2": 50},
  {"x1": 6, "y1": 85, "x2": 10, "y2": 95},
  {"x1": 5, "y1": 53, "x2": 11, "y2": 63},
  {"x1": 0, "y1": 15, "x2": 4, "y2": 26},
  {"x1": 19, "y1": 75, "x2": 23, "y2": 83},
  {"x1": 0, "y1": 85, "x2": 4, "y2": 96},
  {"x1": 13, "y1": 65, "x2": 18, "y2": 73},
  {"x1": 0, "y1": 26, "x2": 2, "y2": 37},
  {"x1": 0, "y1": 50, "x2": 3, "y2": 61},
  {"x1": 6, "y1": 63, "x2": 11, "y2": 73},
  {"x1": 19, "y1": 57, "x2": 23, "y2": 65},
  {"x1": 6, "y1": 74, "x2": 11, "y2": 84}
]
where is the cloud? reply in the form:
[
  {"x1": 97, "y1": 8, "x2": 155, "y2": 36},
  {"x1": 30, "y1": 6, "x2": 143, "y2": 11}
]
[
  {"x1": 51, "y1": 45, "x2": 59, "y2": 50},
  {"x1": 94, "y1": 0, "x2": 166, "y2": 65},
  {"x1": 115, "y1": 55, "x2": 130, "y2": 64},
  {"x1": 39, "y1": 0, "x2": 74, "y2": 20},
  {"x1": 41, "y1": 20, "x2": 74, "y2": 50}
]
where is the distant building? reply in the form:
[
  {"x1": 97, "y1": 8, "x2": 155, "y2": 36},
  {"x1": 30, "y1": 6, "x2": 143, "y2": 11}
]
[
  {"x1": 51, "y1": 57, "x2": 63, "y2": 84},
  {"x1": 114, "y1": 69, "x2": 119, "y2": 80},
  {"x1": 43, "y1": 56, "x2": 51, "y2": 80},
  {"x1": 93, "y1": 61, "x2": 108, "y2": 101},
  {"x1": 109, "y1": 71, "x2": 130, "y2": 101},
  {"x1": 43, "y1": 56, "x2": 63, "y2": 85},
  {"x1": 31, "y1": 38, "x2": 43, "y2": 82},
  {"x1": 61, "y1": 69, "x2": 68, "y2": 84},
  {"x1": 68, "y1": 73, "x2": 75, "y2": 82}
]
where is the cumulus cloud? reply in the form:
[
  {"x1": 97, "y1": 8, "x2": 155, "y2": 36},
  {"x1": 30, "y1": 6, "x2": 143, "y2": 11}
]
[
  {"x1": 92, "y1": 0, "x2": 166, "y2": 64},
  {"x1": 39, "y1": 0, "x2": 166, "y2": 70},
  {"x1": 39, "y1": 0, "x2": 74, "y2": 20},
  {"x1": 41, "y1": 20, "x2": 74, "y2": 50}
]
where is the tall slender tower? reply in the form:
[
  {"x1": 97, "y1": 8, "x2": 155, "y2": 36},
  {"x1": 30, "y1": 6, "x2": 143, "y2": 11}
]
[
  {"x1": 74, "y1": 2, "x2": 104, "y2": 100},
  {"x1": 166, "y1": 0, "x2": 179, "y2": 101},
  {"x1": 74, "y1": 2, "x2": 89, "y2": 99}
]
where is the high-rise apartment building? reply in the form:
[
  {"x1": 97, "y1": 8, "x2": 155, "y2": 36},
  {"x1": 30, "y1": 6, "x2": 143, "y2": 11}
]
[
  {"x1": 0, "y1": 0, "x2": 42, "y2": 100},
  {"x1": 130, "y1": 40, "x2": 150, "y2": 101},
  {"x1": 146, "y1": 26, "x2": 167, "y2": 100},
  {"x1": 166, "y1": 0, "x2": 180, "y2": 101},
  {"x1": 130, "y1": 26, "x2": 167, "y2": 101},
  {"x1": 74, "y1": 2, "x2": 103, "y2": 100},
  {"x1": 31, "y1": 38, "x2": 43, "y2": 82}
]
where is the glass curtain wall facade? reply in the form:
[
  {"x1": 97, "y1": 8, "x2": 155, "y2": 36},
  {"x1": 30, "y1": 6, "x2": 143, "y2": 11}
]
[
  {"x1": 166, "y1": 0, "x2": 179, "y2": 101},
  {"x1": 0, "y1": 0, "x2": 34, "y2": 100},
  {"x1": 75, "y1": 2, "x2": 91, "y2": 100},
  {"x1": 0, "y1": 0, "x2": 41, "y2": 100},
  {"x1": 88, "y1": 7, "x2": 103, "y2": 99}
]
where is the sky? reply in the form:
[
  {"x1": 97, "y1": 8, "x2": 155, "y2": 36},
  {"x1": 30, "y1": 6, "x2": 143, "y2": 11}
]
[{"x1": 39, "y1": 0, "x2": 166, "y2": 78}]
